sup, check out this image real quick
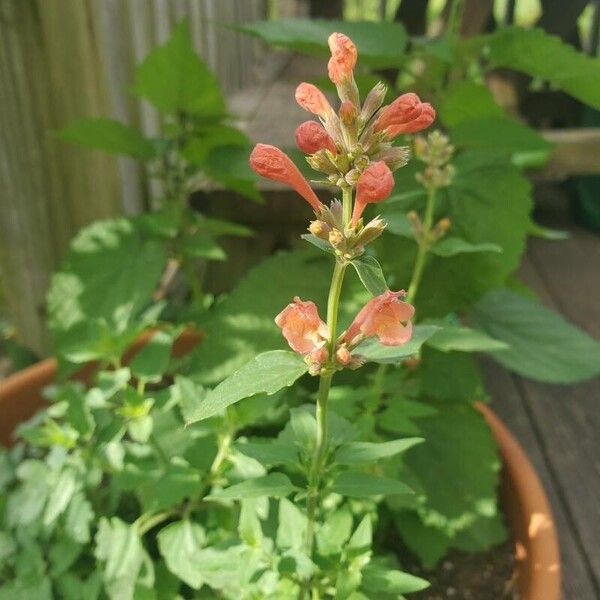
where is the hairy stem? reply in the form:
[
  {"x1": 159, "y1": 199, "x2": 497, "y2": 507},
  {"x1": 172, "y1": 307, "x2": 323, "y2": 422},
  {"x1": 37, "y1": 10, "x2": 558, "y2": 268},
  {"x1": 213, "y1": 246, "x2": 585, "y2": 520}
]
[
  {"x1": 407, "y1": 186, "x2": 436, "y2": 304},
  {"x1": 304, "y1": 187, "x2": 352, "y2": 570}
]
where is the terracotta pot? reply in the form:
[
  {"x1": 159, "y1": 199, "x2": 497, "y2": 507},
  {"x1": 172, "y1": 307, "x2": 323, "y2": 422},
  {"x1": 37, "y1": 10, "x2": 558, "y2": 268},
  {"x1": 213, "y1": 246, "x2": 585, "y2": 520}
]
[{"x1": 0, "y1": 338, "x2": 560, "y2": 600}]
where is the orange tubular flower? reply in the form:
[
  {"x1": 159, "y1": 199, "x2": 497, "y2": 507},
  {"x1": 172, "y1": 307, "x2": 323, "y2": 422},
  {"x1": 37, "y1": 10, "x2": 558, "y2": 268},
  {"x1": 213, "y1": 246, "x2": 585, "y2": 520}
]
[
  {"x1": 327, "y1": 32, "x2": 357, "y2": 85},
  {"x1": 351, "y1": 161, "x2": 395, "y2": 226},
  {"x1": 387, "y1": 103, "x2": 436, "y2": 137},
  {"x1": 374, "y1": 93, "x2": 435, "y2": 137},
  {"x1": 275, "y1": 297, "x2": 329, "y2": 360},
  {"x1": 295, "y1": 83, "x2": 335, "y2": 120},
  {"x1": 343, "y1": 290, "x2": 414, "y2": 347},
  {"x1": 295, "y1": 121, "x2": 337, "y2": 154},
  {"x1": 249, "y1": 143, "x2": 322, "y2": 211}
]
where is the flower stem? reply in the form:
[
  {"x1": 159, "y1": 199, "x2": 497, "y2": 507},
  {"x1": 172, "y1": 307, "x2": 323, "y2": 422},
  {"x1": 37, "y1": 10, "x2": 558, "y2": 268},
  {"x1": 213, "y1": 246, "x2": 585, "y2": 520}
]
[
  {"x1": 304, "y1": 187, "x2": 352, "y2": 563},
  {"x1": 407, "y1": 186, "x2": 436, "y2": 304}
]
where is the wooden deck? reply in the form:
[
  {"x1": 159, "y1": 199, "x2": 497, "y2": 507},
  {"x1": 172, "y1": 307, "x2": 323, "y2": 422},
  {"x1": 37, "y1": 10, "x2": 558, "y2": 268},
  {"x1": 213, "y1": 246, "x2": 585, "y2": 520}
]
[{"x1": 485, "y1": 189, "x2": 600, "y2": 599}]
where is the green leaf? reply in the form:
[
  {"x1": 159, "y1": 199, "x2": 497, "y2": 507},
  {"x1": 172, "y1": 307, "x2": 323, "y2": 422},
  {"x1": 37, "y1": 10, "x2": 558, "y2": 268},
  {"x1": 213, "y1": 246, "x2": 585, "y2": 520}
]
[
  {"x1": 384, "y1": 212, "x2": 414, "y2": 238},
  {"x1": 170, "y1": 375, "x2": 206, "y2": 424},
  {"x1": 238, "y1": 500, "x2": 263, "y2": 547},
  {"x1": 301, "y1": 233, "x2": 334, "y2": 253},
  {"x1": 44, "y1": 469, "x2": 78, "y2": 527},
  {"x1": 450, "y1": 116, "x2": 551, "y2": 167},
  {"x1": 185, "y1": 350, "x2": 307, "y2": 423},
  {"x1": 347, "y1": 515, "x2": 372, "y2": 551},
  {"x1": 471, "y1": 288, "x2": 600, "y2": 383},
  {"x1": 277, "y1": 498, "x2": 307, "y2": 550},
  {"x1": 527, "y1": 220, "x2": 569, "y2": 240},
  {"x1": 330, "y1": 472, "x2": 413, "y2": 498},
  {"x1": 351, "y1": 255, "x2": 389, "y2": 296},
  {"x1": 426, "y1": 324, "x2": 509, "y2": 352},
  {"x1": 203, "y1": 145, "x2": 262, "y2": 202},
  {"x1": 208, "y1": 473, "x2": 299, "y2": 500},
  {"x1": 239, "y1": 19, "x2": 407, "y2": 68},
  {"x1": 157, "y1": 520, "x2": 206, "y2": 589},
  {"x1": 58, "y1": 118, "x2": 155, "y2": 159},
  {"x1": 397, "y1": 404, "x2": 500, "y2": 541},
  {"x1": 95, "y1": 517, "x2": 144, "y2": 600},
  {"x1": 335, "y1": 438, "x2": 423, "y2": 465},
  {"x1": 236, "y1": 440, "x2": 299, "y2": 467},
  {"x1": 47, "y1": 218, "x2": 166, "y2": 358},
  {"x1": 361, "y1": 566, "x2": 429, "y2": 595},
  {"x1": 357, "y1": 325, "x2": 440, "y2": 364},
  {"x1": 316, "y1": 508, "x2": 353, "y2": 556},
  {"x1": 439, "y1": 80, "x2": 503, "y2": 127},
  {"x1": 133, "y1": 20, "x2": 225, "y2": 116},
  {"x1": 129, "y1": 331, "x2": 173, "y2": 382},
  {"x1": 65, "y1": 493, "x2": 94, "y2": 544},
  {"x1": 486, "y1": 26, "x2": 600, "y2": 109},
  {"x1": 180, "y1": 234, "x2": 226, "y2": 260},
  {"x1": 430, "y1": 237, "x2": 502, "y2": 258}
]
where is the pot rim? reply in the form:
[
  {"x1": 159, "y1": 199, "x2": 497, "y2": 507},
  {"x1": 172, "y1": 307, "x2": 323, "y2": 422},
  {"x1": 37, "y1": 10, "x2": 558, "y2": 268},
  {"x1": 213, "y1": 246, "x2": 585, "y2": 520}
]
[{"x1": 0, "y1": 347, "x2": 560, "y2": 600}]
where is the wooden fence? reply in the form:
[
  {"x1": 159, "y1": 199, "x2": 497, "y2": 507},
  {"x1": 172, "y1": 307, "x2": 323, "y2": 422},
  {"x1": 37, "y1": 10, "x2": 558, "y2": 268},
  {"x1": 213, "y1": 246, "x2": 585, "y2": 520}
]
[{"x1": 0, "y1": 0, "x2": 267, "y2": 353}]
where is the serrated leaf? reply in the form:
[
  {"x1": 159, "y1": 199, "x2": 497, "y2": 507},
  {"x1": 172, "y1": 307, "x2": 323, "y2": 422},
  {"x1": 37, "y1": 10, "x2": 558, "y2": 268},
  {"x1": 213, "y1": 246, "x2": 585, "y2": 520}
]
[
  {"x1": 430, "y1": 237, "x2": 502, "y2": 258},
  {"x1": 357, "y1": 325, "x2": 440, "y2": 364},
  {"x1": 157, "y1": 520, "x2": 206, "y2": 589},
  {"x1": 335, "y1": 438, "x2": 423, "y2": 465},
  {"x1": 351, "y1": 255, "x2": 389, "y2": 296},
  {"x1": 185, "y1": 351, "x2": 307, "y2": 423},
  {"x1": 472, "y1": 288, "x2": 600, "y2": 382},
  {"x1": 58, "y1": 118, "x2": 154, "y2": 159},
  {"x1": 426, "y1": 324, "x2": 509, "y2": 352},
  {"x1": 133, "y1": 20, "x2": 225, "y2": 116},
  {"x1": 44, "y1": 469, "x2": 78, "y2": 527},
  {"x1": 331, "y1": 472, "x2": 413, "y2": 497},
  {"x1": 65, "y1": 493, "x2": 94, "y2": 544},
  {"x1": 316, "y1": 508, "x2": 353, "y2": 556},
  {"x1": 487, "y1": 26, "x2": 600, "y2": 109},
  {"x1": 238, "y1": 499, "x2": 263, "y2": 547},
  {"x1": 239, "y1": 19, "x2": 407, "y2": 68},
  {"x1": 208, "y1": 472, "x2": 299, "y2": 500}
]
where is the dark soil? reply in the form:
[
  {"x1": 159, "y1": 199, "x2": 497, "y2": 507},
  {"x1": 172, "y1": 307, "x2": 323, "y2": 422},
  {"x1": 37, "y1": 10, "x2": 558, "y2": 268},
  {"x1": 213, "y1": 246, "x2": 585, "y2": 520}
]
[{"x1": 411, "y1": 541, "x2": 517, "y2": 600}]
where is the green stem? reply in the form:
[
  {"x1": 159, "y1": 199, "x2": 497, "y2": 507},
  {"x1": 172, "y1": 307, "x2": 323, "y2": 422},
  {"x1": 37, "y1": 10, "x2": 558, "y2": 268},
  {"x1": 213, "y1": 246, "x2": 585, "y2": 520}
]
[
  {"x1": 304, "y1": 187, "x2": 352, "y2": 566},
  {"x1": 407, "y1": 186, "x2": 436, "y2": 304},
  {"x1": 446, "y1": 0, "x2": 465, "y2": 39}
]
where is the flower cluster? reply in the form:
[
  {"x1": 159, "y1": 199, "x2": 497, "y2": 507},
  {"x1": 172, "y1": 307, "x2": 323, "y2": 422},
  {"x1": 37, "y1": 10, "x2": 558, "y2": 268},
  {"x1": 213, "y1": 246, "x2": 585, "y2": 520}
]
[{"x1": 249, "y1": 32, "x2": 435, "y2": 375}]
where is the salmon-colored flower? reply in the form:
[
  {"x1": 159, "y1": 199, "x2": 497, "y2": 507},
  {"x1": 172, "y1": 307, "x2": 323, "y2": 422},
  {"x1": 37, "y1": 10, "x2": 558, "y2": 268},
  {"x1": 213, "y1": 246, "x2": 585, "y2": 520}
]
[
  {"x1": 295, "y1": 121, "x2": 337, "y2": 154},
  {"x1": 351, "y1": 161, "x2": 395, "y2": 225},
  {"x1": 387, "y1": 103, "x2": 435, "y2": 137},
  {"x1": 249, "y1": 143, "x2": 322, "y2": 211},
  {"x1": 339, "y1": 100, "x2": 358, "y2": 125},
  {"x1": 374, "y1": 93, "x2": 435, "y2": 137},
  {"x1": 343, "y1": 291, "x2": 414, "y2": 346},
  {"x1": 295, "y1": 83, "x2": 334, "y2": 119},
  {"x1": 327, "y1": 32, "x2": 357, "y2": 85},
  {"x1": 275, "y1": 297, "x2": 329, "y2": 357}
]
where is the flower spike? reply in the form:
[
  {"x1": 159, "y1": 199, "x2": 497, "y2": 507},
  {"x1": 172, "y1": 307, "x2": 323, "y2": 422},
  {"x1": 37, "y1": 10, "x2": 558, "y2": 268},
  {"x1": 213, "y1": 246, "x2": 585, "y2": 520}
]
[
  {"x1": 249, "y1": 143, "x2": 322, "y2": 211},
  {"x1": 351, "y1": 161, "x2": 395, "y2": 226}
]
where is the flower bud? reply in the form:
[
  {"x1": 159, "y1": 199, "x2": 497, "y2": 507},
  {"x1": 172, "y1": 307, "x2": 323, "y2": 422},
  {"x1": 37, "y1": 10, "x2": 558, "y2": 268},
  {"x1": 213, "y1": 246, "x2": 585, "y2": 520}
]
[
  {"x1": 327, "y1": 32, "x2": 357, "y2": 85},
  {"x1": 295, "y1": 121, "x2": 337, "y2": 154},
  {"x1": 354, "y1": 216, "x2": 386, "y2": 246},
  {"x1": 295, "y1": 83, "x2": 334, "y2": 119},
  {"x1": 249, "y1": 144, "x2": 322, "y2": 211},
  {"x1": 407, "y1": 210, "x2": 423, "y2": 239},
  {"x1": 309, "y1": 219, "x2": 331, "y2": 241},
  {"x1": 361, "y1": 82, "x2": 387, "y2": 123},
  {"x1": 432, "y1": 217, "x2": 451, "y2": 240},
  {"x1": 387, "y1": 103, "x2": 436, "y2": 137},
  {"x1": 339, "y1": 100, "x2": 358, "y2": 126},
  {"x1": 306, "y1": 151, "x2": 338, "y2": 176},
  {"x1": 351, "y1": 161, "x2": 395, "y2": 226},
  {"x1": 345, "y1": 168, "x2": 361, "y2": 187},
  {"x1": 328, "y1": 228, "x2": 345, "y2": 249}
]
